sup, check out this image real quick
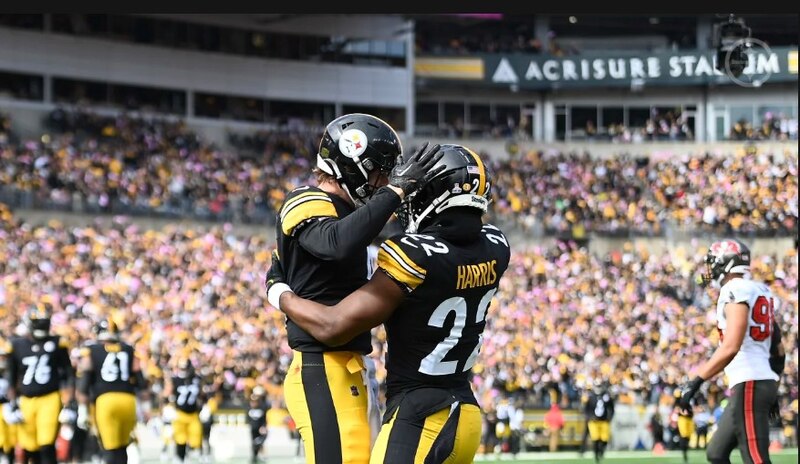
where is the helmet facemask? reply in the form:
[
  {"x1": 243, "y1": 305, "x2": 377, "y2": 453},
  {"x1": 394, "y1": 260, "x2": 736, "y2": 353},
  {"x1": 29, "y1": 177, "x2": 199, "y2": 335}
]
[{"x1": 397, "y1": 145, "x2": 490, "y2": 234}]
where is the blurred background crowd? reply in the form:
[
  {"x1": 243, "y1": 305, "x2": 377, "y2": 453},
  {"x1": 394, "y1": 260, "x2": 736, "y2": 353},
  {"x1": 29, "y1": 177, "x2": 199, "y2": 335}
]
[{"x1": 1, "y1": 109, "x2": 796, "y2": 239}]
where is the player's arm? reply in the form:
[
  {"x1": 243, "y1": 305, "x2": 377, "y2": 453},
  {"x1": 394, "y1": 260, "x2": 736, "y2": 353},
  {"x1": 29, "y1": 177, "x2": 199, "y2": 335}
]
[
  {"x1": 74, "y1": 347, "x2": 93, "y2": 428},
  {"x1": 75, "y1": 347, "x2": 93, "y2": 406},
  {"x1": 695, "y1": 302, "x2": 748, "y2": 381},
  {"x1": 58, "y1": 339, "x2": 76, "y2": 404},
  {"x1": 162, "y1": 375, "x2": 174, "y2": 404},
  {"x1": 132, "y1": 354, "x2": 152, "y2": 419},
  {"x1": 769, "y1": 320, "x2": 785, "y2": 377},
  {"x1": 292, "y1": 187, "x2": 401, "y2": 261},
  {"x1": 3, "y1": 343, "x2": 17, "y2": 402},
  {"x1": 280, "y1": 270, "x2": 404, "y2": 347}
]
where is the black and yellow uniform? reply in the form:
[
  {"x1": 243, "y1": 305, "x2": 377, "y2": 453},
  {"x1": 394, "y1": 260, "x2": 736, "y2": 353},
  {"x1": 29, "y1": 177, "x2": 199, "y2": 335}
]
[
  {"x1": 673, "y1": 391, "x2": 696, "y2": 464},
  {"x1": 78, "y1": 341, "x2": 138, "y2": 452},
  {"x1": 171, "y1": 376, "x2": 204, "y2": 453},
  {"x1": 369, "y1": 220, "x2": 511, "y2": 463},
  {"x1": 279, "y1": 185, "x2": 402, "y2": 464},
  {"x1": 6, "y1": 335, "x2": 73, "y2": 455},
  {"x1": 585, "y1": 389, "x2": 614, "y2": 463},
  {"x1": 0, "y1": 376, "x2": 18, "y2": 463}
]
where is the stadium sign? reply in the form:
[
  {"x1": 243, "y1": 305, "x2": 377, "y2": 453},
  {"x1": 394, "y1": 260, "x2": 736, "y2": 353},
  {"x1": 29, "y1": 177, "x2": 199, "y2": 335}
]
[{"x1": 416, "y1": 47, "x2": 798, "y2": 89}]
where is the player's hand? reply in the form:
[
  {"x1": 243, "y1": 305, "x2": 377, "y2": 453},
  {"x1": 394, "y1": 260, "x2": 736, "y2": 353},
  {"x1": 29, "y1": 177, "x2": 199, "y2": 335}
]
[
  {"x1": 265, "y1": 249, "x2": 293, "y2": 311},
  {"x1": 76, "y1": 404, "x2": 89, "y2": 430},
  {"x1": 58, "y1": 406, "x2": 77, "y2": 424},
  {"x1": 676, "y1": 376, "x2": 704, "y2": 410},
  {"x1": 388, "y1": 142, "x2": 445, "y2": 196},
  {"x1": 769, "y1": 399, "x2": 781, "y2": 426},
  {"x1": 1, "y1": 401, "x2": 23, "y2": 425}
]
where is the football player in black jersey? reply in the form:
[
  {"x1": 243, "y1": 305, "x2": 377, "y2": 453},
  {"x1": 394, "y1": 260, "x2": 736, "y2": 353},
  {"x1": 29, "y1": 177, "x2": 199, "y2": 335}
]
[
  {"x1": 584, "y1": 380, "x2": 615, "y2": 464},
  {"x1": 672, "y1": 388, "x2": 696, "y2": 464},
  {"x1": 162, "y1": 359, "x2": 204, "y2": 463},
  {"x1": 3, "y1": 305, "x2": 74, "y2": 464},
  {"x1": 76, "y1": 319, "x2": 149, "y2": 464},
  {"x1": 0, "y1": 341, "x2": 19, "y2": 464},
  {"x1": 267, "y1": 144, "x2": 511, "y2": 463},
  {"x1": 266, "y1": 113, "x2": 442, "y2": 464}
]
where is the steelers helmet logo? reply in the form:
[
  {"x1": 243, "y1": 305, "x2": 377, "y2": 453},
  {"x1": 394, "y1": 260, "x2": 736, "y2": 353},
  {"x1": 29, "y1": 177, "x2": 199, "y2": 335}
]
[{"x1": 339, "y1": 129, "x2": 369, "y2": 159}]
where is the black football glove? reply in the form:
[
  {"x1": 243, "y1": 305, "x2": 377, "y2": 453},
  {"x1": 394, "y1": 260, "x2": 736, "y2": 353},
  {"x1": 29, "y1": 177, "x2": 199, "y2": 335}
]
[
  {"x1": 388, "y1": 142, "x2": 446, "y2": 196},
  {"x1": 676, "y1": 376, "x2": 704, "y2": 411},
  {"x1": 769, "y1": 398, "x2": 781, "y2": 426},
  {"x1": 265, "y1": 250, "x2": 292, "y2": 311}
]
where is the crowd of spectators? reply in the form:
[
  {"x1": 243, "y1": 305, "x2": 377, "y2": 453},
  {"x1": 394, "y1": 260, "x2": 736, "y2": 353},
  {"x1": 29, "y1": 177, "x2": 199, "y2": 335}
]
[
  {"x1": 0, "y1": 109, "x2": 797, "y2": 239},
  {"x1": 0, "y1": 204, "x2": 796, "y2": 419},
  {"x1": 490, "y1": 148, "x2": 798, "y2": 238},
  {"x1": 730, "y1": 113, "x2": 799, "y2": 141}
]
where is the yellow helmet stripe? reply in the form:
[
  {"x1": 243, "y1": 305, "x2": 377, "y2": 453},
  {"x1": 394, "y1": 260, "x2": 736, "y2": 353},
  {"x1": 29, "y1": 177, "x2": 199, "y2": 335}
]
[{"x1": 464, "y1": 147, "x2": 486, "y2": 196}]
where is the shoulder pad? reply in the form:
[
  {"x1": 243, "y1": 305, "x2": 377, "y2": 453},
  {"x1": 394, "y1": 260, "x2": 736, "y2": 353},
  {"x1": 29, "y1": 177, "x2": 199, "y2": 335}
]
[
  {"x1": 720, "y1": 279, "x2": 753, "y2": 305},
  {"x1": 279, "y1": 186, "x2": 338, "y2": 236},
  {"x1": 481, "y1": 223, "x2": 510, "y2": 248},
  {"x1": 377, "y1": 235, "x2": 428, "y2": 293}
]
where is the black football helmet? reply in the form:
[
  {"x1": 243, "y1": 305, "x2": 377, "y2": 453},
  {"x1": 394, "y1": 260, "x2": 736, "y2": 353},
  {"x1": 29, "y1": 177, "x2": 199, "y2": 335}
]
[
  {"x1": 24, "y1": 304, "x2": 52, "y2": 340},
  {"x1": 316, "y1": 113, "x2": 402, "y2": 205},
  {"x1": 94, "y1": 317, "x2": 120, "y2": 341},
  {"x1": 176, "y1": 358, "x2": 195, "y2": 379},
  {"x1": 397, "y1": 144, "x2": 491, "y2": 233},
  {"x1": 699, "y1": 239, "x2": 751, "y2": 287}
]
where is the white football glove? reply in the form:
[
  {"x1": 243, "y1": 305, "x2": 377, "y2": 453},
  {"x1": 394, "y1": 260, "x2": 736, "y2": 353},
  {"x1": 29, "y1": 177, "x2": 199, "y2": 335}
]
[
  {"x1": 58, "y1": 407, "x2": 77, "y2": 424},
  {"x1": 2, "y1": 402, "x2": 24, "y2": 425},
  {"x1": 76, "y1": 404, "x2": 90, "y2": 430}
]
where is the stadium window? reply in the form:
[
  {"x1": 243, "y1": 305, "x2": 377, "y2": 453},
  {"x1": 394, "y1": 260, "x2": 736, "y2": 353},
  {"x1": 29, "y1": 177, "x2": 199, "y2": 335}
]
[
  {"x1": 729, "y1": 105, "x2": 756, "y2": 139},
  {"x1": 109, "y1": 15, "x2": 136, "y2": 42},
  {"x1": 555, "y1": 104, "x2": 567, "y2": 141},
  {"x1": 195, "y1": 92, "x2": 224, "y2": 119},
  {"x1": 569, "y1": 106, "x2": 598, "y2": 140},
  {"x1": 221, "y1": 95, "x2": 266, "y2": 122},
  {"x1": 342, "y1": 105, "x2": 406, "y2": 133},
  {"x1": 415, "y1": 102, "x2": 439, "y2": 136},
  {"x1": 467, "y1": 103, "x2": 491, "y2": 137},
  {"x1": 628, "y1": 107, "x2": 650, "y2": 130},
  {"x1": 221, "y1": 28, "x2": 248, "y2": 56},
  {"x1": 0, "y1": 71, "x2": 44, "y2": 101},
  {"x1": 53, "y1": 77, "x2": 109, "y2": 105},
  {"x1": 443, "y1": 102, "x2": 465, "y2": 137},
  {"x1": 108, "y1": 83, "x2": 186, "y2": 115},
  {"x1": 600, "y1": 107, "x2": 624, "y2": 139},
  {"x1": 494, "y1": 104, "x2": 520, "y2": 138},
  {"x1": 271, "y1": 100, "x2": 335, "y2": 127},
  {"x1": 0, "y1": 14, "x2": 44, "y2": 30}
]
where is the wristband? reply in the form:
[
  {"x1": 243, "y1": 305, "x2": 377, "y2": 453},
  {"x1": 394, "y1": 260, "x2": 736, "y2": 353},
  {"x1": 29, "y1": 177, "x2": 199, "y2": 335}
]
[{"x1": 267, "y1": 283, "x2": 293, "y2": 311}]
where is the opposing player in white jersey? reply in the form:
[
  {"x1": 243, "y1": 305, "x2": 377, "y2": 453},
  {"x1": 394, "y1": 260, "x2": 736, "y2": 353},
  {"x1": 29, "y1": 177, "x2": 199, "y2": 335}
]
[{"x1": 678, "y1": 239, "x2": 785, "y2": 464}]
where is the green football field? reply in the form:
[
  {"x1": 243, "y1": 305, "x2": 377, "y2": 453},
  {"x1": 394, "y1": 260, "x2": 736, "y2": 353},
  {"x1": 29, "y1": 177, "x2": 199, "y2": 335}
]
[
  {"x1": 472, "y1": 448, "x2": 799, "y2": 464},
  {"x1": 136, "y1": 448, "x2": 798, "y2": 464}
]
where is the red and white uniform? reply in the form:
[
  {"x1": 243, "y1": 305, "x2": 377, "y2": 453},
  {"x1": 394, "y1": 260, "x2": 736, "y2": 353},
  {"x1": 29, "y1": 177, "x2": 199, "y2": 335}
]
[{"x1": 716, "y1": 277, "x2": 780, "y2": 388}]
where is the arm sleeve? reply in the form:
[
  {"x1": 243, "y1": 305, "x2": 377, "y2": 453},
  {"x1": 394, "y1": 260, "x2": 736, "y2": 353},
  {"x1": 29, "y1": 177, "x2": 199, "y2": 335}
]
[
  {"x1": 297, "y1": 187, "x2": 401, "y2": 261},
  {"x1": 769, "y1": 320, "x2": 785, "y2": 376},
  {"x1": 5, "y1": 345, "x2": 17, "y2": 389},
  {"x1": 58, "y1": 343, "x2": 75, "y2": 388}
]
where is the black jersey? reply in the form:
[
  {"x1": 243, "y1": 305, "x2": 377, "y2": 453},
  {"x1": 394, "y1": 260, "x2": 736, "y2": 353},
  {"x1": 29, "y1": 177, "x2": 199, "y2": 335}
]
[
  {"x1": 585, "y1": 391, "x2": 615, "y2": 421},
  {"x1": 276, "y1": 185, "x2": 399, "y2": 354},
  {"x1": 7, "y1": 336, "x2": 73, "y2": 397},
  {"x1": 172, "y1": 376, "x2": 203, "y2": 413},
  {"x1": 377, "y1": 222, "x2": 511, "y2": 403},
  {"x1": 81, "y1": 341, "x2": 137, "y2": 401}
]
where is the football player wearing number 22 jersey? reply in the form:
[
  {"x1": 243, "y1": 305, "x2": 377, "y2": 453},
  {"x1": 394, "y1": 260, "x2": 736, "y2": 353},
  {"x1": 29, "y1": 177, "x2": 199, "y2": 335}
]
[{"x1": 267, "y1": 144, "x2": 511, "y2": 464}]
